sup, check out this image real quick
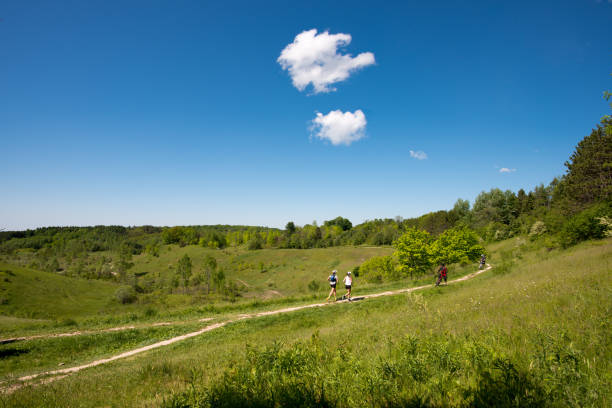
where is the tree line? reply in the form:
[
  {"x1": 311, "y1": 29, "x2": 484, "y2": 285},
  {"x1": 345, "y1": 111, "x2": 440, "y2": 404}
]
[{"x1": 1, "y1": 114, "x2": 610, "y2": 281}]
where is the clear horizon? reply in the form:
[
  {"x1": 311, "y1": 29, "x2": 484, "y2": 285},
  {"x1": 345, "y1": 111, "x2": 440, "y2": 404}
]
[{"x1": 2, "y1": 0, "x2": 611, "y2": 231}]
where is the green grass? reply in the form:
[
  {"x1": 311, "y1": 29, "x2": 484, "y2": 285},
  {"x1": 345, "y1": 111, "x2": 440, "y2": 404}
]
[
  {"x1": 130, "y1": 244, "x2": 393, "y2": 298},
  {"x1": 1, "y1": 238, "x2": 610, "y2": 406},
  {"x1": 0, "y1": 323, "x2": 209, "y2": 380},
  {"x1": 0, "y1": 246, "x2": 393, "y2": 337},
  {"x1": 0, "y1": 263, "x2": 121, "y2": 331}
]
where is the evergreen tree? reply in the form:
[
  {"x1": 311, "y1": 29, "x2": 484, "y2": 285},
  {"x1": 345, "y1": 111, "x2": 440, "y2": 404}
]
[{"x1": 562, "y1": 117, "x2": 612, "y2": 211}]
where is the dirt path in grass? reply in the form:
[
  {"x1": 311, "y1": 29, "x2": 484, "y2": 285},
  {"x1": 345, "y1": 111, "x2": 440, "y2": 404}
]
[
  {"x1": 1, "y1": 265, "x2": 491, "y2": 394},
  {"x1": 0, "y1": 318, "x2": 216, "y2": 345}
]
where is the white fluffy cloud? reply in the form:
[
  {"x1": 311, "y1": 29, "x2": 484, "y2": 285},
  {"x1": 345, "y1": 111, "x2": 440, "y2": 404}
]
[
  {"x1": 278, "y1": 29, "x2": 375, "y2": 93},
  {"x1": 311, "y1": 109, "x2": 367, "y2": 146},
  {"x1": 499, "y1": 168, "x2": 516, "y2": 173},
  {"x1": 409, "y1": 150, "x2": 428, "y2": 160}
]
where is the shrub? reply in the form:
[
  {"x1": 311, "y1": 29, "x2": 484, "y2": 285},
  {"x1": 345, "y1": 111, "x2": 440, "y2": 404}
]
[
  {"x1": 597, "y1": 216, "x2": 612, "y2": 237},
  {"x1": 143, "y1": 307, "x2": 158, "y2": 317},
  {"x1": 558, "y1": 203, "x2": 612, "y2": 247},
  {"x1": 480, "y1": 222, "x2": 511, "y2": 242},
  {"x1": 529, "y1": 221, "x2": 547, "y2": 240},
  {"x1": 359, "y1": 255, "x2": 398, "y2": 282},
  {"x1": 247, "y1": 236, "x2": 263, "y2": 250},
  {"x1": 307, "y1": 280, "x2": 320, "y2": 292},
  {"x1": 58, "y1": 318, "x2": 78, "y2": 327},
  {"x1": 115, "y1": 286, "x2": 137, "y2": 304}
]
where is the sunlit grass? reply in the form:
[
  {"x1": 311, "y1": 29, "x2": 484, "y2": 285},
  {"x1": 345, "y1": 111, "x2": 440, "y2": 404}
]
[{"x1": 1, "y1": 238, "x2": 610, "y2": 406}]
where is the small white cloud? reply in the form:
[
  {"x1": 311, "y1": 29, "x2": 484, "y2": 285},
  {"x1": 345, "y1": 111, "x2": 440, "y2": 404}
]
[
  {"x1": 499, "y1": 168, "x2": 516, "y2": 173},
  {"x1": 409, "y1": 150, "x2": 428, "y2": 160},
  {"x1": 311, "y1": 109, "x2": 367, "y2": 146},
  {"x1": 278, "y1": 29, "x2": 375, "y2": 94}
]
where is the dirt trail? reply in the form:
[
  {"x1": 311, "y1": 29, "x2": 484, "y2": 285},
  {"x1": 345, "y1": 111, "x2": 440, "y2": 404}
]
[
  {"x1": 2, "y1": 265, "x2": 491, "y2": 394},
  {"x1": 0, "y1": 318, "x2": 215, "y2": 345}
]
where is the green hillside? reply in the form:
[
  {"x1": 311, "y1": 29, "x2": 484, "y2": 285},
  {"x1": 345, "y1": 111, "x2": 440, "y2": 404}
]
[
  {"x1": 0, "y1": 246, "x2": 393, "y2": 337},
  {"x1": 130, "y1": 245, "x2": 393, "y2": 298},
  {"x1": 1, "y1": 237, "x2": 609, "y2": 406},
  {"x1": 0, "y1": 263, "x2": 120, "y2": 333}
]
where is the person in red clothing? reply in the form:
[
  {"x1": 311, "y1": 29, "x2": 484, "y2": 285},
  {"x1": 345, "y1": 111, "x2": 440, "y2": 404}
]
[{"x1": 435, "y1": 263, "x2": 447, "y2": 286}]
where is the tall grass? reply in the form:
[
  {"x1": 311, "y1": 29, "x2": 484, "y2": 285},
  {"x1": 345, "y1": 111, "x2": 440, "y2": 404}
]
[
  {"x1": 1, "y1": 238, "x2": 610, "y2": 407},
  {"x1": 164, "y1": 330, "x2": 601, "y2": 407}
]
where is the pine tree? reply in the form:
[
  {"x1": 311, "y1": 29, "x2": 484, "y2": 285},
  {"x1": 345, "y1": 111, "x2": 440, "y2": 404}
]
[{"x1": 563, "y1": 117, "x2": 612, "y2": 211}]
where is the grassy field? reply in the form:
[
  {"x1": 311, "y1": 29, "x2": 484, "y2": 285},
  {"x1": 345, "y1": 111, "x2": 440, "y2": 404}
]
[
  {"x1": 0, "y1": 263, "x2": 121, "y2": 319},
  {"x1": 0, "y1": 264, "x2": 125, "y2": 336},
  {"x1": 130, "y1": 245, "x2": 394, "y2": 298},
  {"x1": 0, "y1": 246, "x2": 392, "y2": 335},
  {"x1": 0, "y1": 237, "x2": 610, "y2": 406}
]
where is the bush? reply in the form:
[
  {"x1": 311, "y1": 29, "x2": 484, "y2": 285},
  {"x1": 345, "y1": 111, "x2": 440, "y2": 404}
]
[
  {"x1": 247, "y1": 236, "x2": 263, "y2": 250},
  {"x1": 480, "y1": 222, "x2": 511, "y2": 242},
  {"x1": 115, "y1": 286, "x2": 137, "y2": 304},
  {"x1": 307, "y1": 280, "x2": 320, "y2": 292},
  {"x1": 529, "y1": 221, "x2": 547, "y2": 240},
  {"x1": 143, "y1": 307, "x2": 158, "y2": 317},
  {"x1": 359, "y1": 255, "x2": 398, "y2": 282},
  {"x1": 58, "y1": 318, "x2": 78, "y2": 327},
  {"x1": 558, "y1": 203, "x2": 612, "y2": 247},
  {"x1": 597, "y1": 216, "x2": 612, "y2": 237}
]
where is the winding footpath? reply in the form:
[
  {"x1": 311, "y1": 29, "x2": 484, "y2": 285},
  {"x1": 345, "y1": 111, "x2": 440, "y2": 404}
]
[
  {"x1": 0, "y1": 318, "x2": 216, "y2": 345},
  {"x1": 2, "y1": 264, "x2": 491, "y2": 394}
]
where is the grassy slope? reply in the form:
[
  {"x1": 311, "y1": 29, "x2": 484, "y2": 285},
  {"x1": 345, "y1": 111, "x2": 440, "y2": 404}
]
[
  {"x1": 0, "y1": 246, "x2": 393, "y2": 336},
  {"x1": 1, "y1": 237, "x2": 610, "y2": 406},
  {"x1": 131, "y1": 245, "x2": 394, "y2": 298},
  {"x1": 0, "y1": 263, "x2": 120, "y2": 324}
]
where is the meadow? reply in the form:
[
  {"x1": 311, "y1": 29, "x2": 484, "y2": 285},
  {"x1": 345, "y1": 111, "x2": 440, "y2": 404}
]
[
  {"x1": 0, "y1": 236, "x2": 609, "y2": 406},
  {"x1": 0, "y1": 246, "x2": 392, "y2": 336},
  {"x1": 129, "y1": 244, "x2": 395, "y2": 299}
]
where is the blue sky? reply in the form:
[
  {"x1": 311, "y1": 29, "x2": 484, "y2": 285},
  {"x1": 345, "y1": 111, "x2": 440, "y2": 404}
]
[{"x1": 1, "y1": 0, "x2": 611, "y2": 230}]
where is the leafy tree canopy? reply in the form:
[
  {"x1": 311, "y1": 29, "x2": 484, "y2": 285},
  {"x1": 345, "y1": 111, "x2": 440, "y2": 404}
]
[
  {"x1": 393, "y1": 228, "x2": 432, "y2": 277},
  {"x1": 323, "y1": 216, "x2": 353, "y2": 231},
  {"x1": 428, "y1": 226, "x2": 485, "y2": 265}
]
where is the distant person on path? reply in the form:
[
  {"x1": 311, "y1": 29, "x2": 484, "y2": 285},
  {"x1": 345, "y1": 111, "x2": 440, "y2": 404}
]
[
  {"x1": 436, "y1": 263, "x2": 447, "y2": 286},
  {"x1": 343, "y1": 271, "x2": 353, "y2": 301},
  {"x1": 479, "y1": 254, "x2": 486, "y2": 269},
  {"x1": 326, "y1": 270, "x2": 338, "y2": 302}
]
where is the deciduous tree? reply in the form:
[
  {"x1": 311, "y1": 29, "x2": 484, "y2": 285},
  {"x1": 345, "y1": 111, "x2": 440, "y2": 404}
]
[
  {"x1": 393, "y1": 228, "x2": 432, "y2": 278},
  {"x1": 177, "y1": 254, "x2": 192, "y2": 288}
]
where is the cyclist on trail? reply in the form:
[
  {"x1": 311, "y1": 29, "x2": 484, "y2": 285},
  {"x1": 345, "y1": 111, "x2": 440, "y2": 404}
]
[
  {"x1": 436, "y1": 263, "x2": 447, "y2": 286},
  {"x1": 479, "y1": 254, "x2": 486, "y2": 269},
  {"x1": 326, "y1": 270, "x2": 338, "y2": 302},
  {"x1": 343, "y1": 271, "x2": 353, "y2": 301}
]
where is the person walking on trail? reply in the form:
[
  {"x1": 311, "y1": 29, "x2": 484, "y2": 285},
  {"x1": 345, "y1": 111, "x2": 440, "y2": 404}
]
[
  {"x1": 326, "y1": 270, "x2": 338, "y2": 302},
  {"x1": 343, "y1": 271, "x2": 353, "y2": 301},
  {"x1": 479, "y1": 254, "x2": 486, "y2": 270},
  {"x1": 436, "y1": 263, "x2": 447, "y2": 286}
]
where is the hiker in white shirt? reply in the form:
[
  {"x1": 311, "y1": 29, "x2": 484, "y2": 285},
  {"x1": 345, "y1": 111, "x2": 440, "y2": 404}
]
[{"x1": 343, "y1": 271, "x2": 353, "y2": 301}]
